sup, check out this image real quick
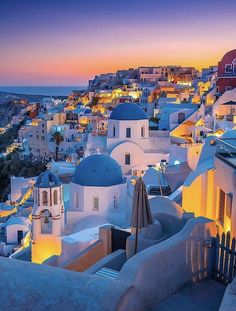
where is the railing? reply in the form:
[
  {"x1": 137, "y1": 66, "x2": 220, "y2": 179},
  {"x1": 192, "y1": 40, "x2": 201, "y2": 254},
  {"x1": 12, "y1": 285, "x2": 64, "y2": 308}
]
[
  {"x1": 216, "y1": 139, "x2": 236, "y2": 168},
  {"x1": 215, "y1": 232, "x2": 236, "y2": 284},
  {"x1": 218, "y1": 72, "x2": 236, "y2": 77}
]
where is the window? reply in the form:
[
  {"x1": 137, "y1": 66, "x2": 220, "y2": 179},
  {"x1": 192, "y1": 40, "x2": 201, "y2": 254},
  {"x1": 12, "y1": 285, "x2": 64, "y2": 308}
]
[
  {"x1": 114, "y1": 196, "x2": 118, "y2": 209},
  {"x1": 226, "y1": 193, "x2": 233, "y2": 218},
  {"x1": 38, "y1": 189, "x2": 40, "y2": 205},
  {"x1": 42, "y1": 191, "x2": 48, "y2": 206},
  {"x1": 53, "y1": 190, "x2": 58, "y2": 205},
  {"x1": 141, "y1": 126, "x2": 145, "y2": 137},
  {"x1": 219, "y1": 189, "x2": 225, "y2": 226},
  {"x1": 36, "y1": 135, "x2": 39, "y2": 140},
  {"x1": 93, "y1": 196, "x2": 99, "y2": 211},
  {"x1": 233, "y1": 58, "x2": 236, "y2": 74},
  {"x1": 226, "y1": 86, "x2": 232, "y2": 91},
  {"x1": 178, "y1": 112, "x2": 185, "y2": 124},
  {"x1": 74, "y1": 192, "x2": 79, "y2": 208},
  {"x1": 225, "y1": 64, "x2": 232, "y2": 73},
  {"x1": 41, "y1": 136, "x2": 45, "y2": 140},
  {"x1": 125, "y1": 153, "x2": 131, "y2": 165},
  {"x1": 230, "y1": 107, "x2": 235, "y2": 115},
  {"x1": 113, "y1": 126, "x2": 116, "y2": 137},
  {"x1": 126, "y1": 128, "x2": 131, "y2": 138}
]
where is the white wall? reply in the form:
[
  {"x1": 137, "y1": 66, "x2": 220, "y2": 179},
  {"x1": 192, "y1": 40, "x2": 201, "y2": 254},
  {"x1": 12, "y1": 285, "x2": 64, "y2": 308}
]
[
  {"x1": 117, "y1": 217, "x2": 217, "y2": 311},
  {"x1": 6, "y1": 224, "x2": 29, "y2": 244},
  {"x1": 107, "y1": 119, "x2": 149, "y2": 149},
  {"x1": 68, "y1": 182, "x2": 127, "y2": 226}
]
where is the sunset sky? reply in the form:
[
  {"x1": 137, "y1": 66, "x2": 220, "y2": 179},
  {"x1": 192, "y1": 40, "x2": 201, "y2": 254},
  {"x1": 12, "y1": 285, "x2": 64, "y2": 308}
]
[{"x1": 0, "y1": 0, "x2": 236, "y2": 86}]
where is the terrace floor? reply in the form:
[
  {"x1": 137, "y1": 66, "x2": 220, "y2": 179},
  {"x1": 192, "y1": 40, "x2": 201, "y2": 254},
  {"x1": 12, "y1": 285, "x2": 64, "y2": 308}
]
[{"x1": 151, "y1": 278, "x2": 226, "y2": 311}]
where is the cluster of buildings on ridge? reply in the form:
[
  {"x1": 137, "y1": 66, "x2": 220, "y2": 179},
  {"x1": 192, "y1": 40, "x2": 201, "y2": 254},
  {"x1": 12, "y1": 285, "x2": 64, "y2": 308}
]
[{"x1": 0, "y1": 49, "x2": 235, "y2": 284}]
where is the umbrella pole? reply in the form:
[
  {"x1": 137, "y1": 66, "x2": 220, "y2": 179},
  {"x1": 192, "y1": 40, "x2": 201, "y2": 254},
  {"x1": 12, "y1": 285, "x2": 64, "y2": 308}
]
[{"x1": 134, "y1": 225, "x2": 138, "y2": 254}]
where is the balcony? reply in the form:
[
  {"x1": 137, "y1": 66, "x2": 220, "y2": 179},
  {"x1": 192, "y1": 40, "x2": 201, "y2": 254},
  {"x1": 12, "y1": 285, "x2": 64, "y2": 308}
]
[
  {"x1": 218, "y1": 72, "x2": 236, "y2": 78},
  {"x1": 215, "y1": 139, "x2": 236, "y2": 168}
]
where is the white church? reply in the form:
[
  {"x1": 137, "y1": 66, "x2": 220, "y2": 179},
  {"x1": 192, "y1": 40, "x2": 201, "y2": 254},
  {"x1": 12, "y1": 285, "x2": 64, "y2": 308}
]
[
  {"x1": 31, "y1": 155, "x2": 129, "y2": 263},
  {"x1": 85, "y1": 102, "x2": 170, "y2": 175},
  {"x1": 67, "y1": 153, "x2": 128, "y2": 226}
]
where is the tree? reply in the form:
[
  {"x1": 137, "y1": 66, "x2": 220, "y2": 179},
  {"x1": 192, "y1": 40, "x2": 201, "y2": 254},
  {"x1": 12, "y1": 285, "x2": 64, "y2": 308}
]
[{"x1": 52, "y1": 132, "x2": 64, "y2": 161}]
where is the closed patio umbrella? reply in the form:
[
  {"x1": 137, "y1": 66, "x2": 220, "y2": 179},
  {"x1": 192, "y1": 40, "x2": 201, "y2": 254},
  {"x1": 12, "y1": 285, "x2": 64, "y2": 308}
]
[{"x1": 131, "y1": 177, "x2": 153, "y2": 254}]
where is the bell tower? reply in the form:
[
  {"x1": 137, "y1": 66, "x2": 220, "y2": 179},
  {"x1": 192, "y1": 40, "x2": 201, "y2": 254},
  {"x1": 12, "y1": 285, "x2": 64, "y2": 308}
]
[{"x1": 32, "y1": 169, "x2": 64, "y2": 263}]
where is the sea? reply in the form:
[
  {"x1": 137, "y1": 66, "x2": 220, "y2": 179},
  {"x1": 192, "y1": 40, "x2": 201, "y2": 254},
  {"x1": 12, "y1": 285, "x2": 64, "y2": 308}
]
[{"x1": 0, "y1": 86, "x2": 87, "y2": 97}]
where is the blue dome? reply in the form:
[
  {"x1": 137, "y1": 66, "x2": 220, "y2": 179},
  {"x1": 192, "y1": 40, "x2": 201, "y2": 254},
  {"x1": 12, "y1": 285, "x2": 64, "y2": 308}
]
[
  {"x1": 35, "y1": 170, "x2": 61, "y2": 188},
  {"x1": 222, "y1": 129, "x2": 236, "y2": 139},
  {"x1": 110, "y1": 103, "x2": 147, "y2": 120},
  {"x1": 72, "y1": 154, "x2": 124, "y2": 187}
]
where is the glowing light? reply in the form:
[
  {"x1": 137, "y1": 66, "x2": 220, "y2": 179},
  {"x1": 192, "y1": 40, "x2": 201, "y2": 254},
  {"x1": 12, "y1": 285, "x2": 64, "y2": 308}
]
[{"x1": 174, "y1": 160, "x2": 180, "y2": 165}]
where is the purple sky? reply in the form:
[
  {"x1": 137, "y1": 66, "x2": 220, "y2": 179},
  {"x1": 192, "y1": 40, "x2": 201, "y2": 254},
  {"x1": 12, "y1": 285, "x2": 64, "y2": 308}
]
[{"x1": 0, "y1": 0, "x2": 236, "y2": 85}]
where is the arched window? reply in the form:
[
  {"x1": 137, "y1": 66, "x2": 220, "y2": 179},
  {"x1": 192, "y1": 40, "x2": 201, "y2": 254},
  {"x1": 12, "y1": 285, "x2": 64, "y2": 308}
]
[
  {"x1": 53, "y1": 190, "x2": 58, "y2": 205},
  {"x1": 141, "y1": 126, "x2": 145, "y2": 137},
  {"x1": 125, "y1": 153, "x2": 131, "y2": 165},
  {"x1": 178, "y1": 112, "x2": 185, "y2": 124},
  {"x1": 233, "y1": 58, "x2": 236, "y2": 74},
  {"x1": 114, "y1": 196, "x2": 118, "y2": 209},
  {"x1": 41, "y1": 209, "x2": 52, "y2": 234},
  {"x1": 42, "y1": 191, "x2": 48, "y2": 206},
  {"x1": 113, "y1": 126, "x2": 116, "y2": 137},
  {"x1": 93, "y1": 196, "x2": 99, "y2": 211},
  {"x1": 74, "y1": 192, "x2": 79, "y2": 207}
]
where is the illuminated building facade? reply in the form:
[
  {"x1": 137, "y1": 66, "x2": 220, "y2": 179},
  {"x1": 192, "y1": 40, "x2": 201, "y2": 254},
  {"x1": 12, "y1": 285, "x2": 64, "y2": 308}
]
[{"x1": 216, "y1": 49, "x2": 236, "y2": 94}]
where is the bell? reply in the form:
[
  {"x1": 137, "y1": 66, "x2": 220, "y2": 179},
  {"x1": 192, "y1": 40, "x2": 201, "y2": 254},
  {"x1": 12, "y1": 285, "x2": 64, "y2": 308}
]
[{"x1": 44, "y1": 216, "x2": 49, "y2": 224}]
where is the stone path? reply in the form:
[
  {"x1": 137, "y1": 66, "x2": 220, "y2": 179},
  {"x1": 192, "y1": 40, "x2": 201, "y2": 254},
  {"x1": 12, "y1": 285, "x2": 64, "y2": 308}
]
[{"x1": 151, "y1": 278, "x2": 226, "y2": 311}]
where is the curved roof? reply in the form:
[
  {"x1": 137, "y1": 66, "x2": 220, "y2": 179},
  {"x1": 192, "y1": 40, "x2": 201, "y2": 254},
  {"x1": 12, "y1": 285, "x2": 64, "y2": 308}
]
[
  {"x1": 222, "y1": 129, "x2": 236, "y2": 139},
  {"x1": 110, "y1": 103, "x2": 147, "y2": 120},
  {"x1": 149, "y1": 196, "x2": 183, "y2": 218},
  {"x1": 5, "y1": 216, "x2": 31, "y2": 228},
  {"x1": 220, "y1": 49, "x2": 236, "y2": 63},
  {"x1": 35, "y1": 170, "x2": 61, "y2": 188},
  {"x1": 72, "y1": 154, "x2": 124, "y2": 187}
]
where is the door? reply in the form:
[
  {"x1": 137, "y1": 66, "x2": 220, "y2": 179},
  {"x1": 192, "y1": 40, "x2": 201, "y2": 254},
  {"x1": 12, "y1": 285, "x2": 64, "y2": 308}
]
[
  {"x1": 111, "y1": 228, "x2": 131, "y2": 252},
  {"x1": 17, "y1": 230, "x2": 23, "y2": 244}
]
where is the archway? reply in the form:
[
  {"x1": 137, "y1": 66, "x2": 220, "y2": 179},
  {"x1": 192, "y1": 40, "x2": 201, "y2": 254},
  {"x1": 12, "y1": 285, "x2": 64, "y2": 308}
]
[{"x1": 40, "y1": 209, "x2": 53, "y2": 234}]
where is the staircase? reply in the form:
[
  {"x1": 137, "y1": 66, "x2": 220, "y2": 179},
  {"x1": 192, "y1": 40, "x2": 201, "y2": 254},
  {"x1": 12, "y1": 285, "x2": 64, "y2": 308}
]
[{"x1": 95, "y1": 267, "x2": 119, "y2": 280}]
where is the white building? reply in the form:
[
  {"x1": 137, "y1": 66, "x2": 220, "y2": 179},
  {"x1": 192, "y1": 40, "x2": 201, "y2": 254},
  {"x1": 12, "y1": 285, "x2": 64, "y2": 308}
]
[
  {"x1": 31, "y1": 170, "x2": 65, "y2": 263},
  {"x1": 67, "y1": 154, "x2": 127, "y2": 226},
  {"x1": 32, "y1": 170, "x2": 65, "y2": 238},
  {"x1": 5, "y1": 217, "x2": 31, "y2": 244},
  {"x1": 213, "y1": 88, "x2": 236, "y2": 131},
  {"x1": 86, "y1": 103, "x2": 170, "y2": 175}
]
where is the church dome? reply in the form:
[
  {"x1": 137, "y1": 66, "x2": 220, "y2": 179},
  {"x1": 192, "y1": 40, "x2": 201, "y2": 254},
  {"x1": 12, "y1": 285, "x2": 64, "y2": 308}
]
[
  {"x1": 72, "y1": 154, "x2": 124, "y2": 187},
  {"x1": 35, "y1": 170, "x2": 61, "y2": 188},
  {"x1": 110, "y1": 103, "x2": 147, "y2": 120},
  {"x1": 221, "y1": 129, "x2": 236, "y2": 139}
]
